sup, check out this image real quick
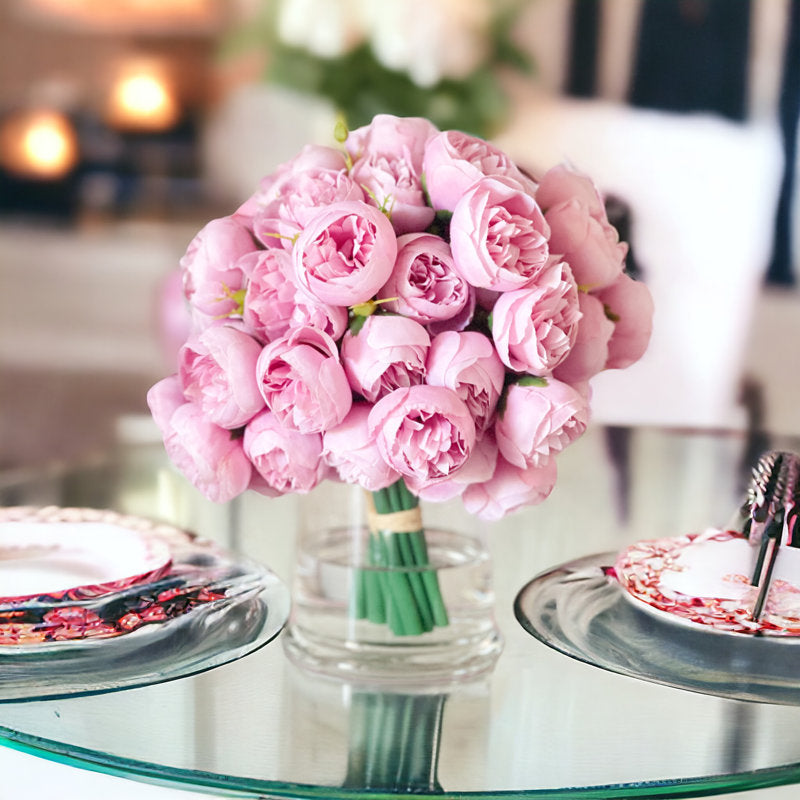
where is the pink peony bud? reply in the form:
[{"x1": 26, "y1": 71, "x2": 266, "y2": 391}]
[
  {"x1": 293, "y1": 200, "x2": 397, "y2": 306},
  {"x1": 322, "y1": 403, "x2": 401, "y2": 491},
  {"x1": 251, "y1": 145, "x2": 364, "y2": 247},
  {"x1": 595, "y1": 273, "x2": 654, "y2": 369},
  {"x1": 256, "y1": 326, "x2": 352, "y2": 434},
  {"x1": 450, "y1": 176, "x2": 551, "y2": 291},
  {"x1": 368, "y1": 384, "x2": 476, "y2": 485},
  {"x1": 346, "y1": 114, "x2": 438, "y2": 234},
  {"x1": 491, "y1": 261, "x2": 582, "y2": 375},
  {"x1": 241, "y1": 249, "x2": 347, "y2": 343},
  {"x1": 537, "y1": 164, "x2": 627, "y2": 290},
  {"x1": 407, "y1": 433, "x2": 498, "y2": 502},
  {"x1": 494, "y1": 379, "x2": 589, "y2": 469},
  {"x1": 340, "y1": 314, "x2": 429, "y2": 403},
  {"x1": 462, "y1": 455, "x2": 557, "y2": 521},
  {"x1": 378, "y1": 232, "x2": 470, "y2": 324},
  {"x1": 535, "y1": 164, "x2": 607, "y2": 219},
  {"x1": 178, "y1": 323, "x2": 265, "y2": 430},
  {"x1": 426, "y1": 330, "x2": 505, "y2": 433},
  {"x1": 423, "y1": 130, "x2": 537, "y2": 212},
  {"x1": 146, "y1": 381, "x2": 252, "y2": 504},
  {"x1": 244, "y1": 409, "x2": 326, "y2": 495},
  {"x1": 180, "y1": 215, "x2": 256, "y2": 319},
  {"x1": 553, "y1": 292, "x2": 615, "y2": 385}
]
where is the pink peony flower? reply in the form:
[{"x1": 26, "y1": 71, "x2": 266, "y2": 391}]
[
  {"x1": 346, "y1": 114, "x2": 438, "y2": 234},
  {"x1": 535, "y1": 164, "x2": 607, "y2": 219},
  {"x1": 146, "y1": 381, "x2": 252, "y2": 503},
  {"x1": 244, "y1": 409, "x2": 326, "y2": 495},
  {"x1": 340, "y1": 314, "x2": 429, "y2": 402},
  {"x1": 241, "y1": 249, "x2": 346, "y2": 343},
  {"x1": 251, "y1": 146, "x2": 364, "y2": 247},
  {"x1": 368, "y1": 384, "x2": 476, "y2": 485},
  {"x1": 293, "y1": 201, "x2": 397, "y2": 306},
  {"x1": 378, "y1": 233, "x2": 470, "y2": 324},
  {"x1": 147, "y1": 375, "x2": 185, "y2": 436},
  {"x1": 178, "y1": 323, "x2": 265, "y2": 429},
  {"x1": 426, "y1": 288, "x2": 476, "y2": 336},
  {"x1": 462, "y1": 455, "x2": 557, "y2": 521},
  {"x1": 322, "y1": 403, "x2": 401, "y2": 491},
  {"x1": 239, "y1": 145, "x2": 353, "y2": 217},
  {"x1": 595, "y1": 273, "x2": 654, "y2": 369},
  {"x1": 423, "y1": 129, "x2": 537, "y2": 212},
  {"x1": 537, "y1": 165, "x2": 627, "y2": 290},
  {"x1": 494, "y1": 379, "x2": 589, "y2": 469},
  {"x1": 545, "y1": 198, "x2": 627, "y2": 289},
  {"x1": 240, "y1": 249, "x2": 297, "y2": 342},
  {"x1": 450, "y1": 177, "x2": 551, "y2": 291},
  {"x1": 289, "y1": 295, "x2": 348, "y2": 342},
  {"x1": 491, "y1": 262, "x2": 582, "y2": 375},
  {"x1": 180, "y1": 215, "x2": 256, "y2": 319},
  {"x1": 407, "y1": 433, "x2": 498, "y2": 502},
  {"x1": 426, "y1": 330, "x2": 505, "y2": 433},
  {"x1": 256, "y1": 326, "x2": 352, "y2": 434},
  {"x1": 552, "y1": 292, "x2": 615, "y2": 385}
]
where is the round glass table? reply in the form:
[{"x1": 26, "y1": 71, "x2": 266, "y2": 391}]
[{"x1": 1, "y1": 423, "x2": 800, "y2": 798}]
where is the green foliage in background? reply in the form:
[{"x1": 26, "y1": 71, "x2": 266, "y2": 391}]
[{"x1": 221, "y1": 2, "x2": 533, "y2": 138}]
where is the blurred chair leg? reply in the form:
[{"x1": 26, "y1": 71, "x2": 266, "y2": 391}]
[
  {"x1": 738, "y1": 375, "x2": 770, "y2": 494},
  {"x1": 603, "y1": 425, "x2": 632, "y2": 524}
]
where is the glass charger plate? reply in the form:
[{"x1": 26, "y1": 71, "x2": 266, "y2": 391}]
[
  {"x1": 0, "y1": 508, "x2": 291, "y2": 702},
  {"x1": 514, "y1": 552, "x2": 800, "y2": 705}
]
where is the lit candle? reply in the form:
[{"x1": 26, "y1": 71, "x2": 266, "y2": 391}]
[
  {"x1": 0, "y1": 110, "x2": 79, "y2": 180},
  {"x1": 107, "y1": 65, "x2": 180, "y2": 131}
]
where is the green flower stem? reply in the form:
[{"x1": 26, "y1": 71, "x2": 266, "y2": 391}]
[
  {"x1": 408, "y1": 530, "x2": 449, "y2": 628},
  {"x1": 343, "y1": 692, "x2": 446, "y2": 792},
  {"x1": 381, "y1": 530, "x2": 426, "y2": 635},
  {"x1": 396, "y1": 532, "x2": 435, "y2": 630},
  {"x1": 364, "y1": 535, "x2": 386, "y2": 624},
  {"x1": 392, "y1": 480, "x2": 449, "y2": 628},
  {"x1": 354, "y1": 480, "x2": 450, "y2": 636}
]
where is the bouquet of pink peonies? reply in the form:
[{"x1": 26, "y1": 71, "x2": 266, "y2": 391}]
[{"x1": 148, "y1": 114, "x2": 653, "y2": 636}]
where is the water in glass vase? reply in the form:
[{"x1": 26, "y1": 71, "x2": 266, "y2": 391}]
[{"x1": 283, "y1": 522, "x2": 503, "y2": 685}]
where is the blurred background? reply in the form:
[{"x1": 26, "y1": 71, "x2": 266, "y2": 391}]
[{"x1": 1, "y1": 0, "x2": 799, "y2": 473}]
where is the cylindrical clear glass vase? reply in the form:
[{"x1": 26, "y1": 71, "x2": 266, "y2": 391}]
[{"x1": 282, "y1": 482, "x2": 503, "y2": 685}]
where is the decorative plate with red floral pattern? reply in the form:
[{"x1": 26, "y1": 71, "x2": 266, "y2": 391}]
[
  {"x1": 614, "y1": 528, "x2": 800, "y2": 636},
  {"x1": 0, "y1": 506, "x2": 290, "y2": 701}
]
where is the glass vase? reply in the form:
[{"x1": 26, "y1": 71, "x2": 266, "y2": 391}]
[{"x1": 282, "y1": 482, "x2": 503, "y2": 685}]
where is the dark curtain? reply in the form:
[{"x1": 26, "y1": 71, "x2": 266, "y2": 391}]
[
  {"x1": 767, "y1": 0, "x2": 800, "y2": 285},
  {"x1": 629, "y1": 0, "x2": 751, "y2": 121},
  {"x1": 566, "y1": 0, "x2": 601, "y2": 97}
]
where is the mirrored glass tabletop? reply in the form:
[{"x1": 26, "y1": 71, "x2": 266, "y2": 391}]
[{"x1": 2, "y1": 424, "x2": 800, "y2": 798}]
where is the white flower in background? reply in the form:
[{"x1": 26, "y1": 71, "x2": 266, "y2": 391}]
[
  {"x1": 276, "y1": 0, "x2": 367, "y2": 58},
  {"x1": 364, "y1": 0, "x2": 492, "y2": 87}
]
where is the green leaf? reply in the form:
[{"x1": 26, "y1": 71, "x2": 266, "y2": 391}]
[
  {"x1": 349, "y1": 314, "x2": 367, "y2": 336},
  {"x1": 517, "y1": 375, "x2": 549, "y2": 387},
  {"x1": 425, "y1": 209, "x2": 453, "y2": 240}
]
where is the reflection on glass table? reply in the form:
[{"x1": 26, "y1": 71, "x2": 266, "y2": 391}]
[{"x1": 2, "y1": 425, "x2": 800, "y2": 798}]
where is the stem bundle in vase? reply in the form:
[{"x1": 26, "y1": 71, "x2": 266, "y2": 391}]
[{"x1": 356, "y1": 480, "x2": 448, "y2": 636}]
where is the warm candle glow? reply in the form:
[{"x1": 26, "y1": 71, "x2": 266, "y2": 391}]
[
  {"x1": 107, "y1": 67, "x2": 180, "y2": 131},
  {"x1": 0, "y1": 110, "x2": 79, "y2": 179}
]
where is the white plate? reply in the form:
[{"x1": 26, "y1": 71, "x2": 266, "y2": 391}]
[{"x1": 0, "y1": 520, "x2": 172, "y2": 602}]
